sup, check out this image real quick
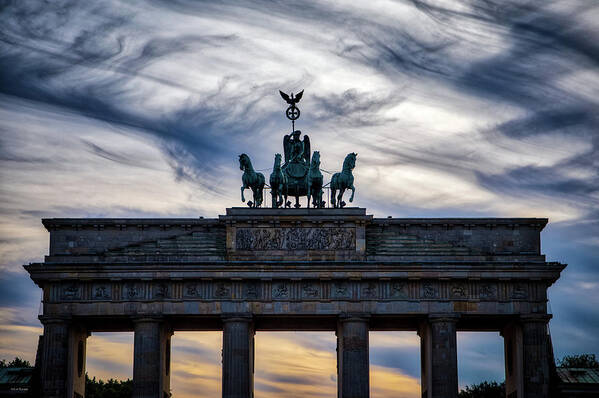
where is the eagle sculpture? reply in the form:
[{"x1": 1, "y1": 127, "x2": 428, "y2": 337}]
[{"x1": 279, "y1": 90, "x2": 304, "y2": 105}]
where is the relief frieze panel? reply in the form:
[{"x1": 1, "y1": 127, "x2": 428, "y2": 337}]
[
  {"x1": 332, "y1": 282, "x2": 351, "y2": 299},
  {"x1": 244, "y1": 282, "x2": 261, "y2": 300},
  {"x1": 184, "y1": 282, "x2": 202, "y2": 298},
  {"x1": 479, "y1": 283, "x2": 497, "y2": 300},
  {"x1": 450, "y1": 282, "x2": 468, "y2": 299},
  {"x1": 235, "y1": 227, "x2": 355, "y2": 250},
  {"x1": 272, "y1": 282, "x2": 290, "y2": 299},
  {"x1": 511, "y1": 283, "x2": 529, "y2": 299},
  {"x1": 390, "y1": 282, "x2": 408, "y2": 299},
  {"x1": 213, "y1": 282, "x2": 232, "y2": 299},
  {"x1": 301, "y1": 283, "x2": 321, "y2": 299},
  {"x1": 48, "y1": 280, "x2": 540, "y2": 304},
  {"x1": 153, "y1": 283, "x2": 170, "y2": 299},
  {"x1": 61, "y1": 283, "x2": 81, "y2": 300},
  {"x1": 123, "y1": 283, "x2": 143, "y2": 300},
  {"x1": 92, "y1": 284, "x2": 111, "y2": 300},
  {"x1": 421, "y1": 283, "x2": 439, "y2": 299},
  {"x1": 361, "y1": 282, "x2": 378, "y2": 299}
]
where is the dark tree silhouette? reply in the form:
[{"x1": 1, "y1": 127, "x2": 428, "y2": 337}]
[
  {"x1": 85, "y1": 374, "x2": 132, "y2": 398},
  {"x1": 458, "y1": 381, "x2": 505, "y2": 398},
  {"x1": 0, "y1": 357, "x2": 32, "y2": 368},
  {"x1": 558, "y1": 354, "x2": 599, "y2": 368}
]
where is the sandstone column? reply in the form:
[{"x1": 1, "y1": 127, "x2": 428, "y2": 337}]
[
  {"x1": 337, "y1": 315, "x2": 369, "y2": 398},
  {"x1": 67, "y1": 324, "x2": 88, "y2": 398},
  {"x1": 502, "y1": 322, "x2": 524, "y2": 397},
  {"x1": 222, "y1": 315, "x2": 254, "y2": 398},
  {"x1": 133, "y1": 317, "x2": 172, "y2": 398},
  {"x1": 418, "y1": 321, "x2": 432, "y2": 398},
  {"x1": 420, "y1": 315, "x2": 458, "y2": 398},
  {"x1": 39, "y1": 316, "x2": 69, "y2": 398},
  {"x1": 521, "y1": 315, "x2": 551, "y2": 398}
]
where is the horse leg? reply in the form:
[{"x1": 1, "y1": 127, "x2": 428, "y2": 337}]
[
  {"x1": 349, "y1": 184, "x2": 355, "y2": 202},
  {"x1": 257, "y1": 187, "x2": 264, "y2": 207},
  {"x1": 294, "y1": 195, "x2": 300, "y2": 208},
  {"x1": 252, "y1": 188, "x2": 258, "y2": 207},
  {"x1": 338, "y1": 189, "x2": 345, "y2": 208},
  {"x1": 271, "y1": 189, "x2": 277, "y2": 208},
  {"x1": 331, "y1": 188, "x2": 336, "y2": 208},
  {"x1": 241, "y1": 185, "x2": 246, "y2": 202},
  {"x1": 307, "y1": 187, "x2": 311, "y2": 209}
]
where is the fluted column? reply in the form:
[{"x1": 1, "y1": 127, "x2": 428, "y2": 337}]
[
  {"x1": 222, "y1": 315, "x2": 254, "y2": 398},
  {"x1": 337, "y1": 315, "x2": 369, "y2": 398},
  {"x1": 420, "y1": 315, "x2": 458, "y2": 398},
  {"x1": 39, "y1": 317, "x2": 69, "y2": 398},
  {"x1": 521, "y1": 315, "x2": 551, "y2": 398},
  {"x1": 133, "y1": 317, "x2": 172, "y2": 398}
]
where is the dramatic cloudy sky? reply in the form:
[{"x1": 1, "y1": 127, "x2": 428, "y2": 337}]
[{"x1": 1, "y1": 0, "x2": 598, "y2": 396}]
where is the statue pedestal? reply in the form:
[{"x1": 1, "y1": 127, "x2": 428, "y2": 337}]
[{"x1": 220, "y1": 207, "x2": 371, "y2": 261}]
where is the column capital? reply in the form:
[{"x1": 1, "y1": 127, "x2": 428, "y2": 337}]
[
  {"x1": 520, "y1": 314, "x2": 552, "y2": 323},
  {"x1": 221, "y1": 313, "x2": 253, "y2": 323},
  {"x1": 339, "y1": 313, "x2": 371, "y2": 323},
  {"x1": 131, "y1": 316, "x2": 164, "y2": 324},
  {"x1": 39, "y1": 315, "x2": 71, "y2": 325},
  {"x1": 428, "y1": 313, "x2": 460, "y2": 323}
]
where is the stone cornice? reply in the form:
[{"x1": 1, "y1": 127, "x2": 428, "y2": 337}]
[{"x1": 24, "y1": 261, "x2": 566, "y2": 285}]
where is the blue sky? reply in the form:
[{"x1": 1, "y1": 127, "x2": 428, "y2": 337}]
[{"x1": 0, "y1": 0, "x2": 598, "y2": 396}]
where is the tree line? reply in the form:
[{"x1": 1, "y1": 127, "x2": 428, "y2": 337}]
[{"x1": 2, "y1": 353, "x2": 598, "y2": 397}]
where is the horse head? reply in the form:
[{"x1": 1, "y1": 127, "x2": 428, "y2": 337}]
[
  {"x1": 273, "y1": 153, "x2": 282, "y2": 168},
  {"x1": 343, "y1": 152, "x2": 357, "y2": 171},
  {"x1": 311, "y1": 151, "x2": 320, "y2": 168},
  {"x1": 239, "y1": 153, "x2": 249, "y2": 171}
]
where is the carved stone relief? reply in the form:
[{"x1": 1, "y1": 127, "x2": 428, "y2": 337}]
[
  {"x1": 361, "y1": 282, "x2": 377, "y2": 299},
  {"x1": 272, "y1": 283, "x2": 289, "y2": 299},
  {"x1": 123, "y1": 283, "x2": 142, "y2": 300},
  {"x1": 154, "y1": 283, "x2": 169, "y2": 299},
  {"x1": 390, "y1": 282, "x2": 408, "y2": 299},
  {"x1": 49, "y1": 279, "x2": 535, "y2": 305},
  {"x1": 236, "y1": 227, "x2": 355, "y2": 250},
  {"x1": 214, "y1": 282, "x2": 232, "y2": 299},
  {"x1": 511, "y1": 283, "x2": 528, "y2": 299},
  {"x1": 184, "y1": 283, "x2": 202, "y2": 298},
  {"x1": 332, "y1": 282, "x2": 351, "y2": 299},
  {"x1": 450, "y1": 283, "x2": 468, "y2": 299},
  {"x1": 422, "y1": 283, "x2": 439, "y2": 299},
  {"x1": 244, "y1": 282, "x2": 261, "y2": 299},
  {"x1": 479, "y1": 284, "x2": 497, "y2": 300},
  {"x1": 92, "y1": 284, "x2": 111, "y2": 300},
  {"x1": 302, "y1": 283, "x2": 320, "y2": 299},
  {"x1": 61, "y1": 284, "x2": 81, "y2": 300}
]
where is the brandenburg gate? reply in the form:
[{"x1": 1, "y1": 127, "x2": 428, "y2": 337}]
[{"x1": 26, "y1": 208, "x2": 564, "y2": 398}]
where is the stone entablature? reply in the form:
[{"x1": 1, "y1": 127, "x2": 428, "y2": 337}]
[{"x1": 46, "y1": 278, "x2": 548, "y2": 304}]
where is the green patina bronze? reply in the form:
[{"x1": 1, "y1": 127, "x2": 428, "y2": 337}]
[
  {"x1": 331, "y1": 153, "x2": 357, "y2": 208},
  {"x1": 239, "y1": 90, "x2": 357, "y2": 208},
  {"x1": 239, "y1": 153, "x2": 265, "y2": 208}
]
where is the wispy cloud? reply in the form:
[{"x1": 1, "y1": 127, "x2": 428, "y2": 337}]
[{"x1": 0, "y1": 0, "x2": 598, "y2": 395}]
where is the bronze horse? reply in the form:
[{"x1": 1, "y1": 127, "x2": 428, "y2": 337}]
[
  {"x1": 330, "y1": 153, "x2": 356, "y2": 208},
  {"x1": 269, "y1": 153, "x2": 286, "y2": 208},
  {"x1": 307, "y1": 151, "x2": 325, "y2": 208},
  {"x1": 239, "y1": 153, "x2": 265, "y2": 208}
]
